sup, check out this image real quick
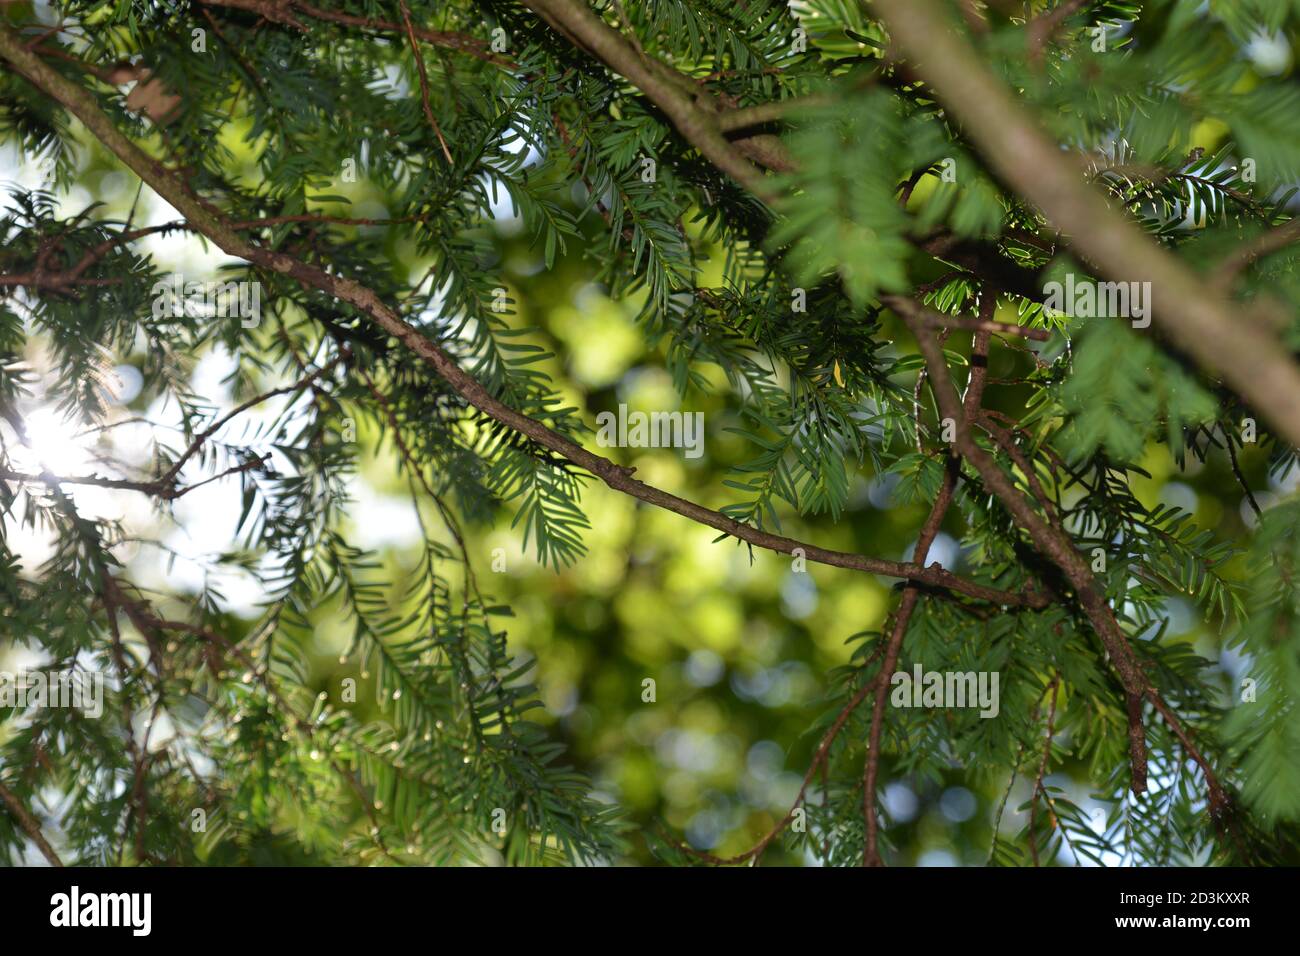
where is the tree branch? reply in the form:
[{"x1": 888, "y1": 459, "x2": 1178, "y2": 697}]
[
  {"x1": 0, "y1": 779, "x2": 64, "y2": 866},
  {"x1": 870, "y1": 0, "x2": 1300, "y2": 450},
  {"x1": 863, "y1": 298, "x2": 994, "y2": 866},
  {"x1": 194, "y1": 0, "x2": 510, "y2": 65},
  {"x1": 1, "y1": 354, "x2": 335, "y2": 500},
  {"x1": 1028, "y1": 674, "x2": 1061, "y2": 866},
  {"x1": 0, "y1": 23, "x2": 1033, "y2": 609},
  {"x1": 0, "y1": 223, "x2": 181, "y2": 290},
  {"x1": 518, "y1": 0, "x2": 774, "y2": 199},
  {"x1": 893, "y1": 294, "x2": 1225, "y2": 807},
  {"x1": 1212, "y1": 217, "x2": 1300, "y2": 290},
  {"x1": 156, "y1": 350, "x2": 348, "y2": 487},
  {"x1": 716, "y1": 95, "x2": 832, "y2": 133},
  {"x1": 0, "y1": 216, "x2": 429, "y2": 291},
  {"x1": 1127, "y1": 691, "x2": 1148, "y2": 795},
  {"x1": 399, "y1": 0, "x2": 453, "y2": 164},
  {"x1": 887, "y1": 295, "x2": 1051, "y2": 341}
]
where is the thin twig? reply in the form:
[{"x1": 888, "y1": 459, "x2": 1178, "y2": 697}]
[
  {"x1": 1222, "y1": 422, "x2": 1263, "y2": 520},
  {"x1": 399, "y1": 0, "x2": 453, "y2": 164},
  {"x1": 0, "y1": 779, "x2": 64, "y2": 866},
  {"x1": 895, "y1": 294, "x2": 1229, "y2": 815},
  {"x1": 883, "y1": 294, "x2": 1051, "y2": 341},
  {"x1": 1026, "y1": 0, "x2": 1090, "y2": 68},
  {"x1": 1029, "y1": 675, "x2": 1061, "y2": 866},
  {"x1": 1213, "y1": 217, "x2": 1300, "y2": 290},
  {"x1": 863, "y1": 293, "x2": 995, "y2": 866},
  {"x1": 716, "y1": 95, "x2": 832, "y2": 133}
]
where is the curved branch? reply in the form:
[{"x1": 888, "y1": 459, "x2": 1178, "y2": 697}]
[
  {"x1": 0, "y1": 23, "x2": 1033, "y2": 609},
  {"x1": 892, "y1": 294, "x2": 1226, "y2": 808},
  {"x1": 518, "y1": 0, "x2": 774, "y2": 198},
  {"x1": 863, "y1": 300, "x2": 994, "y2": 866},
  {"x1": 0, "y1": 354, "x2": 339, "y2": 500},
  {"x1": 514, "y1": 3, "x2": 1054, "y2": 302},
  {"x1": 870, "y1": 0, "x2": 1300, "y2": 450}
]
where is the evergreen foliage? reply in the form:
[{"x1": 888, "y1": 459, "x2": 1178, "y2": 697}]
[{"x1": 0, "y1": 0, "x2": 1298, "y2": 866}]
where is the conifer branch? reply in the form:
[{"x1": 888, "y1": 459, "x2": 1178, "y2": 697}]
[
  {"x1": 1028, "y1": 674, "x2": 1062, "y2": 866},
  {"x1": 0, "y1": 22, "x2": 1034, "y2": 609},
  {"x1": 0, "y1": 779, "x2": 64, "y2": 867},
  {"x1": 870, "y1": 0, "x2": 1300, "y2": 449},
  {"x1": 1, "y1": 0, "x2": 1283, "y2": 867},
  {"x1": 103, "y1": 579, "x2": 403, "y2": 864},
  {"x1": 894, "y1": 296, "x2": 1226, "y2": 809},
  {"x1": 864, "y1": 298, "x2": 994, "y2": 867},
  {"x1": 518, "y1": 0, "x2": 775, "y2": 199},
  {"x1": 886, "y1": 296, "x2": 1051, "y2": 341},
  {"x1": 398, "y1": 0, "x2": 453, "y2": 164},
  {"x1": 715, "y1": 95, "x2": 832, "y2": 133},
  {"x1": 1212, "y1": 217, "x2": 1300, "y2": 290},
  {"x1": 194, "y1": 0, "x2": 508, "y2": 64}
]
